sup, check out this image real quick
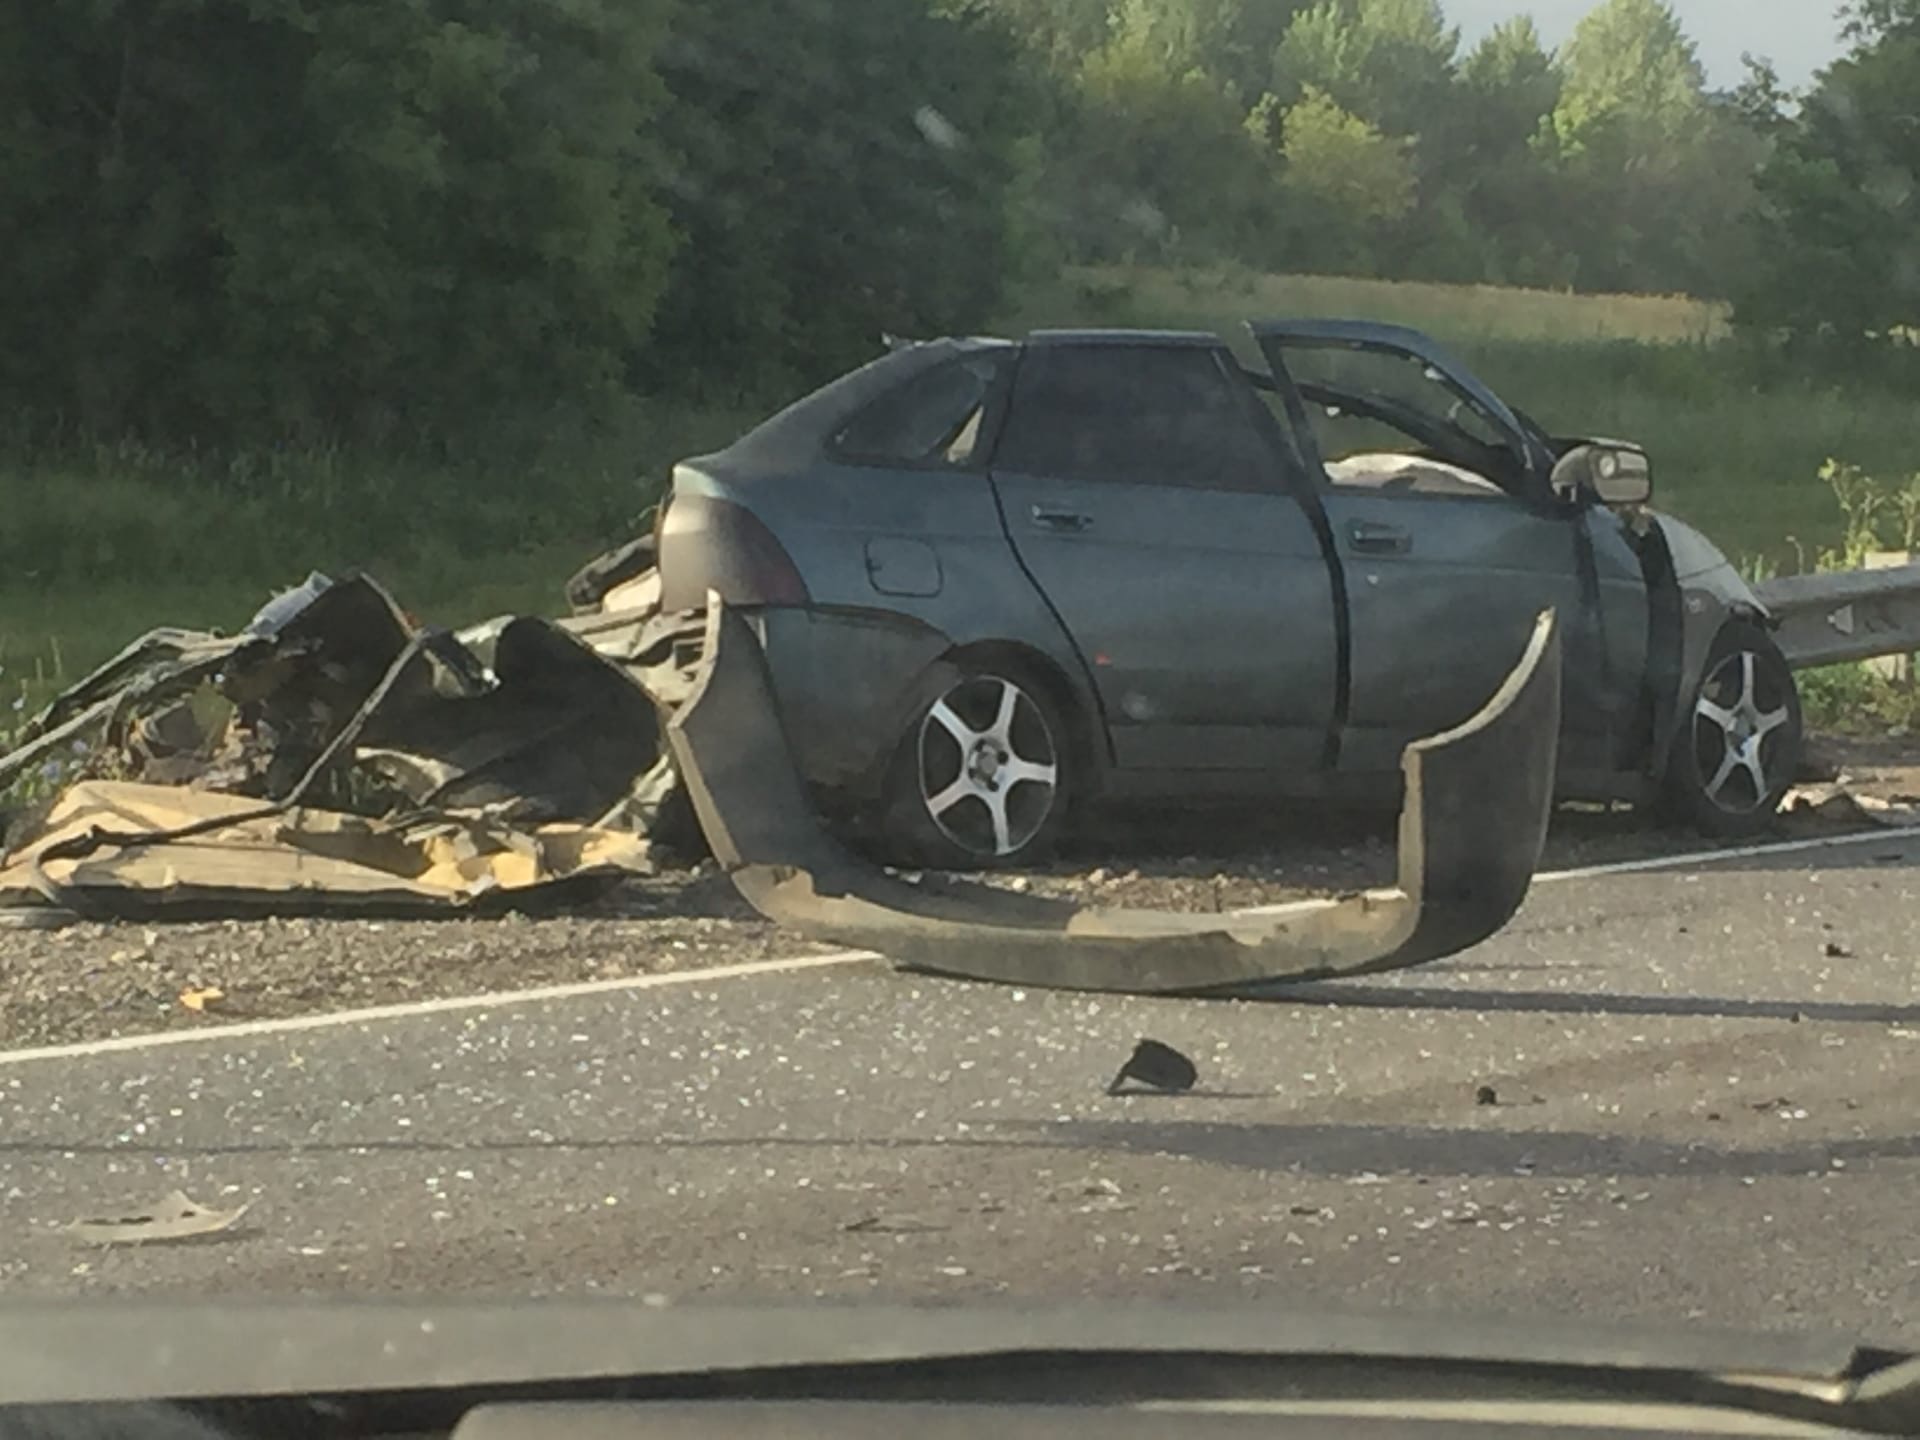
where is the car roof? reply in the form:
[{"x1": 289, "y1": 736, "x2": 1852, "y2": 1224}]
[
  {"x1": 1024, "y1": 327, "x2": 1222, "y2": 348},
  {"x1": 1021, "y1": 321, "x2": 1456, "y2": 350},
  {"x1": 1246, "y1": 318, "x2": 1437, "y2": 348}
]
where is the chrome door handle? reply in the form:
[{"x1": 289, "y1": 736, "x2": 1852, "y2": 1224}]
[
  {"x1": 1348, "y1": 520, "x2": 1411, "y2": 555},
  {"x1": 1030, "y1": 505, "x2": 1094, "y2": 533}
]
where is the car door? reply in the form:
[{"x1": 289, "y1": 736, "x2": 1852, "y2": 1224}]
[
  {"x1": 987, "y1": 337, "x2": 1340, "y2": 779},
  {"x1": 1252, "y1": 325, "x2": 1625, "y2": 777},
  {"x1": 1320, "y1": 481, "x2": 1596, "y2": 773}
]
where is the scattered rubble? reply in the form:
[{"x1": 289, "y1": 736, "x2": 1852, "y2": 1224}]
[
  {"x1": 0, "y1": 779, "x2": 654, "y2": 920},
  {"x1": 1782, "y1": 781, "x2": 1920, "y2": 829},
  {"x1": 176, "y1": 984, "x2": 224, "y2": 1013}
]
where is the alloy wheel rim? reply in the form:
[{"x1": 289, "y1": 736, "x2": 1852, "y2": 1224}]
[
  {"x1": 917, "y1": 675, "x2": 1059, "y2": 858},
  {"x1": 1691, "y1": 648, "x2": 1793, "y2": 814}
]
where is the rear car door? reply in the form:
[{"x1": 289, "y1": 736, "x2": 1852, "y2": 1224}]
[{"x1": 987, "y1": 337, "x2": 1339, "y2": 779}]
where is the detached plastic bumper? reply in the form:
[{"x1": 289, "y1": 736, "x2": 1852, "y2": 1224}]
[{"x1": 669, "y1": 601, "x2": 1561, "y2": 996}]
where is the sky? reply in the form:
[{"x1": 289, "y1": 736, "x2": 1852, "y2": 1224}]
[{"x1": 1444, "y1": 0, "x2": 1850, "y2": 89}]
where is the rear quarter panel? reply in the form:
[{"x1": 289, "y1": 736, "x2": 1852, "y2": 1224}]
[{"x1": 732, "y1": 460, "x2": 1103, "y2": 798}]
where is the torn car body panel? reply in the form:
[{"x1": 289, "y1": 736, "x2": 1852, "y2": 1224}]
[
  {"x1": 0, "y1": 571, "x2": 690, "y2": 923},
  {"x1": 668, "y1": 602, "x2": 1560, "y2": 995},
  {"x1": 358, "y1": 616, "x2": 662, "y2": 826}
]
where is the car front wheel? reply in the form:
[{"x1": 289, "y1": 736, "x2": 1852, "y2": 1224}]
[
  {"x1": 880, "y1": 663, "x2": 1071, "y2": 869},
  {"x1": 1665, "y1": 619, "x2": 1802, "y2": 837}
]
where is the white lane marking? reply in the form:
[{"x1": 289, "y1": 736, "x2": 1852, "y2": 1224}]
[
  {"x1": 1530, "y1": 823, "x2": 1920, "y2": 883},
  {"x1": 0, "y1": 950, "x2": 876, "y2": 1068},
  {"x1": 9, "y1": 825, "x2": 1919, "y2": 1066},
  {"x1": 1236, "y1": 823, "x2": 1920, "y2": 916}
]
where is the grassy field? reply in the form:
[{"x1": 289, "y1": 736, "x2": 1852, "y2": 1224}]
[
  {"x1": 999, "y1": 263, "x2": 1731, "y2": 345},
  {"x1": 0, "y1": 397, "x2": 760, "y2": 709},
  {"x1": 3, "y1": 264, "x2": 1911, "y2": 716}
]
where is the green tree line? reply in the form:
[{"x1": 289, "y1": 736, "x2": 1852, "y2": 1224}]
[
  {"x1": 0, "y1": 0, "x2": 1032, "y2": 445},
  {"x1": 2, "y1": 0, "x2": 1914, "y2": 450}
]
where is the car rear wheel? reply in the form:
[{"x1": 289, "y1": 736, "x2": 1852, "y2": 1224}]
[
  {"x1": 881, "y1": 662, "x2": 1071, "y2": 870},
  {"x1": 1665, "y1": 619, "x2": 1802, "y2": 837}
]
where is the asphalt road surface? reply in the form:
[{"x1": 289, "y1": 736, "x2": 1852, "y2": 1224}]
[{"x1": 4, "y1": 828, "x2": 1920, "y2": 1351}]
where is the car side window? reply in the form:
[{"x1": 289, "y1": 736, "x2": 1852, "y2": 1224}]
[
  {"x1": 994, "y1": 345, "x2": 1281, "y2": 493},
  {"x1": 832, "y1": 353, "x2": 1007, "y2": 468},
  {"x1": 1248, "y1": 380, "x2": 1512, "y2": 500},
  {"x1": 1304, "y1": 400, "x2": 1511, "y2": 499}
]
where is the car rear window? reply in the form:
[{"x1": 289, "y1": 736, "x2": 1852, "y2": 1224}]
[{"x1": 831, "y1": 353, "x2": 1008, "y2": 468}]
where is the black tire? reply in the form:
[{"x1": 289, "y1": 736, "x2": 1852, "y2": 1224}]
[
  {"x1": 1664, "y1": 619, "x2": 1803, "y2": 838},
  {"x1": 879, "y1": 659, "x2": 1073, "y2": 870}
]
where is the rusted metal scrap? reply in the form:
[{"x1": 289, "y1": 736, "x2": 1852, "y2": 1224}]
[{"x1": 667, "y1": 601, "x2": 1561, "y2": 996}]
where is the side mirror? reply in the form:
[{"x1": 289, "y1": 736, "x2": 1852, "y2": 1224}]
[{"x1": 1551, "y1": 443, "x2": 1652, "y2": 507}]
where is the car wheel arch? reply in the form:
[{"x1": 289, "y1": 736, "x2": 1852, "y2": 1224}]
[
  {"x1": 939, "y1": 640, "x2": 1109, "y2": 800},
  {"x1": 1635, "y1": 516, "x2": 1780, "y2": 787},
  {"x1": 1650, "y1": 589, "x2": 1781, "y2": 781},
  {"x1": 1661, "y1": 614, "x2": 1802, "y2": 834},
  {"x1": 842, "y1": 639, "x2": 1107, "y2": 805}
]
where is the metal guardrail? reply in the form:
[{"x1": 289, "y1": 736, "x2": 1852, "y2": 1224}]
[{"x1": 1757, "y1": 561, "x2": 1920, "y2": 670}]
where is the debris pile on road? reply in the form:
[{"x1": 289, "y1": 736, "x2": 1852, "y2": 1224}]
[
  {"x1": 2, "y1": 549, "x2": 1568, "y2": 1001},
  {"x1": 1782, "y1": 781, "x2": 1920, "y2": 829},
  {"x1": 1, "y1": 557, "x2": 703, "y2": 927}
]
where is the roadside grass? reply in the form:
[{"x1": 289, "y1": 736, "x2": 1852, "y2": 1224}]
[
  {"x1": 1797, "y1": 662, "x2": 1920, "y2": 736},
  {"x1": 0, "y1": 548, "x2": 580, "y2": 687},
  {"x1": 0, "y1": 396, "x2": 760, "y2": 686},
  {"x1": 1464, "y1": 344, "x2": 1915, "y2": 570}
]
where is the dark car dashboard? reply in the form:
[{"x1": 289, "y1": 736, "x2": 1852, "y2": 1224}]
[{"x1": 0, "y1": 1301, "x2": 1912, "y2": 1440}]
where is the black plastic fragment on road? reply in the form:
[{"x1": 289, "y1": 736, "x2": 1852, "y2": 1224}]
[{"x1": 1107, "y1": 1039, "x2": 1199, "y2": 1095}]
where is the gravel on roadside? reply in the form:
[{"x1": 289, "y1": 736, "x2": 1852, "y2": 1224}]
[
  {"x1": 0, "y1": 873, "x2": 831, "y2": 1053},
  {"x1": 4, "y1": 733, "x2": 1916, "y2": 1053}
]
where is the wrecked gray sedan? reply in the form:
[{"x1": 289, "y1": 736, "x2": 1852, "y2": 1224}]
[{"x1": 658, "y1": 320, "x2": 1802, "y2": 867}]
